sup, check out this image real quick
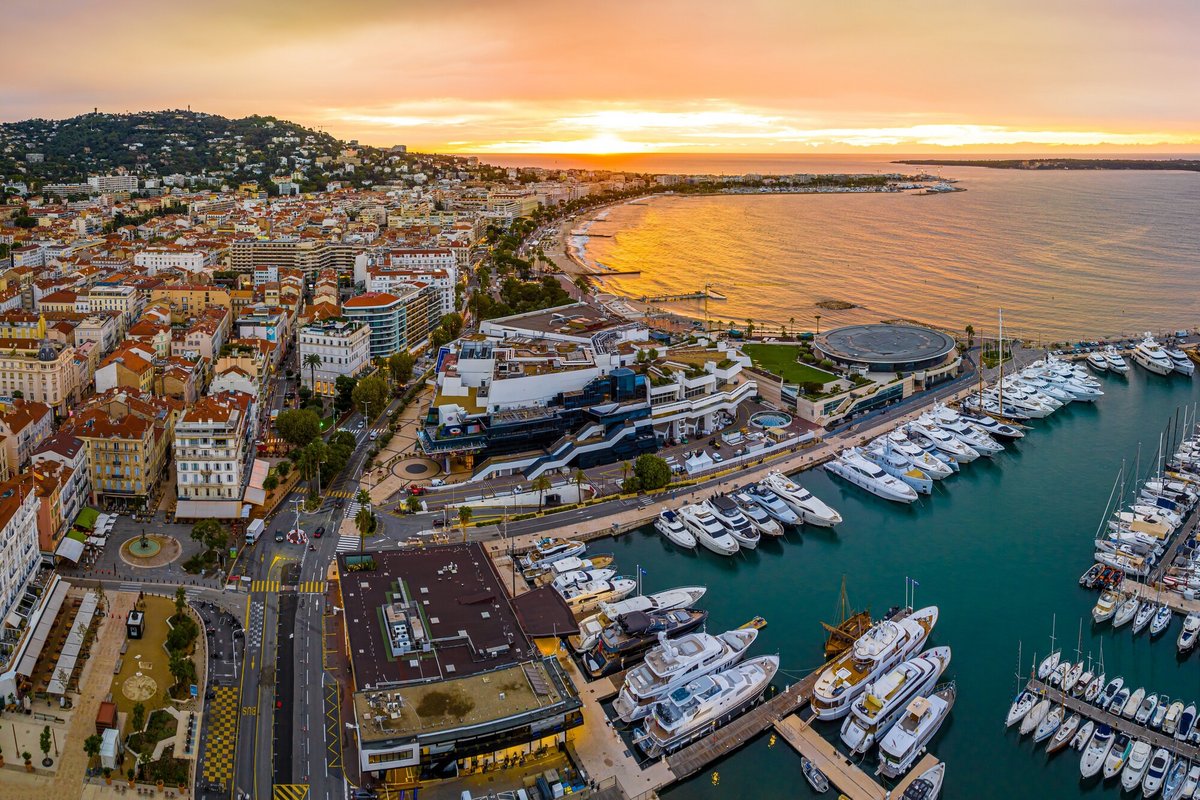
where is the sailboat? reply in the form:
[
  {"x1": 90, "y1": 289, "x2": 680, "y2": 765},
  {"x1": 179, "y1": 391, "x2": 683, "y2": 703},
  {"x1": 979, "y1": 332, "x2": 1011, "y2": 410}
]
[{"x1": 821, "y1": 576, "x2": 872, "y2": 660}]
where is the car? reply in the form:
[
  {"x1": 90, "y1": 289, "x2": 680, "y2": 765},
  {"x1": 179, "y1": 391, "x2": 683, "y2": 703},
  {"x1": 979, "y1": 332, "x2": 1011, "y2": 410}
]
[
  {"x1": 712, "y1": 452, "x2": 724, "y2": 462},
  {"x1": 353, "y1": 791, "x2": 378, "y2": 800},
  {"x1": 274, "y1": 530, "x2": 284, "y2": 542},
  {"x1": 408, "y1": 485, "x2": 427, "y2": 496},
  {"x1": 314, "y1": 526, "x2": 325, "y2": 538},
  {"x1": 429, "y1": 478, "x2": 445, "y2": 487},
  {"x1": 355, "y1": 420, "x2": 365, "y2": 429}
]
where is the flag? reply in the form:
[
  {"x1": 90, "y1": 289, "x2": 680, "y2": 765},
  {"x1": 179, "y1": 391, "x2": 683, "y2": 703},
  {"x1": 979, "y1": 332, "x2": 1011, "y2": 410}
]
[
  {"x1": 911, "y1": 579, "x2": 920, "y2": 587},
  {"x1": 640, "y1": 566, "x2": 648, "y2": 575}
]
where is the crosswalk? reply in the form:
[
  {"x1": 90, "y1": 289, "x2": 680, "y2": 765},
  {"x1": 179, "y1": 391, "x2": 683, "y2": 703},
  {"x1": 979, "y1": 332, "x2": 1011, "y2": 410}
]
[
  {"x1": 325, "y1": 489, "x2": 356, "y2": 499},
  {"x1": 297, "y1": 580, "x2": 326, "y2": 594},
  {"x1": 335, "y1": 531, "x2": 360, "y2": 553},
  {"x1": 250, "y1": 579, "x2": 281, "y2": 593}
]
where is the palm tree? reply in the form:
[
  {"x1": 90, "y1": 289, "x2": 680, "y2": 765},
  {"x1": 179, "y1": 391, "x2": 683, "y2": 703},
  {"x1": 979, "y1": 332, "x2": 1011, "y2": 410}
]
[
  {"x1": 457, "y1": 505, "x2": 473, "y2": 543},
  {"x1": 789, "y1": 316, "x2": 796, "y2": 338},
  {"x1": 573, "y1": 469, "x2": 587, "y2": 503},
  {"x1": 746, "y1": 318, "x2": 755, "y2": 340},
  {"x1": 532, "y1": 475, "x2": 552, "y2": 511},
  {"x1": 815, "y1": 314, "x2": 822, "y2": 335},
  {"x1": 302, "y1": 352, "x2": 323, "y2": 395},
  {"x1": 354, "y1": 489, "x2": 374, "y2": 552}
]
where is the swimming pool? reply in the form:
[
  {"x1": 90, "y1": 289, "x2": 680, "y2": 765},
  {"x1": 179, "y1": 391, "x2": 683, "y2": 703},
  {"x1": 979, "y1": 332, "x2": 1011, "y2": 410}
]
[{"x1": 750, "y1": 411, "x2": 793, "y2": 429}]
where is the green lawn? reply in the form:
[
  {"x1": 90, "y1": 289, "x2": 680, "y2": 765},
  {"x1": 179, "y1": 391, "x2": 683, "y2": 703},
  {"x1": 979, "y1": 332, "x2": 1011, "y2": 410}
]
[{"x1": 742, "y1": 343, "x2": 837, "y2": 384}]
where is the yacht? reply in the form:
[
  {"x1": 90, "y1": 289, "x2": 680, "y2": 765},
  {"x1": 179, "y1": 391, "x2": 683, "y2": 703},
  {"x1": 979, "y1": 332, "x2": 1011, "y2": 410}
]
[
  {"x1": 1113, "y1": 595, "x2": 1140, "y2": 628},
  {"x1": 1020, "y1": 698, "x2": 1051, "y2": 736},
  {"x1": 1073, "y1": 720, "x2": 1095, "y2": 751},
  {"x1": 613, "y1": 627, "x2": 758, "y2": 724},
  {"x1": 881, "y1": 432, "x2": 955, "y2": 477},
  {"x1": 703, "y1": 496, "x2": 761, "y2": 549},
  {"x1": 1164, "y1": 702, "x2": 1184, "y2": 736},
  {"x1": 1037, "y1": 650, "x2": 1061, "y2": 681},
  {"x1": 1086, "y1": 351, "x2": 1109, "y2": 372},
  {"x1": 582, "y1": 607, "x2": 708, "y2": 678},
  {"x1": 900, "y1": 762, "x2": 945, "y2": 800},
  {"x1": 558, "y1": 577, "x2": 637, "y2": 615},
  {"x1": 957, "y1": 409, "x2": 1025, "y2": 441},
  {"x1": 1151, "y1": 701, "x2": 1168, "y2": 732},
  {"x1": 634, "y1": 655, "x2": 779, "y2": 758},
  {"x1": 1151, "y1": 606, "x2": 1175, "y2": 637},
  {"x1": 1178, "y1": 613, "x2": 1200, "y2": 653},
  {"x1": 1033, "y1": 704, "x2": 1065, "y2": 744},
  {"x1": 840, "y1": 646, "x2": 951, "y2": 754},
  {"x1": 1110, "y1": 686, "x2": 1132, "y2": 717},
  {"x1": 825, "y1": 448, "x2": 919, "y2": 504},
  {"x1": 1123, "y1": 687, "x2": 1146, "y2": 719},
  {"x1": 1048, "y1": 713, "x2": 1082, "y2": 754},
  {"x1": 1176, "y1": 704, "x2": 1197, "y2": 742},
  {"x1": 744, "y1": 483, "x2": 801, "y2": 526},
  {"x1": 1005, "y1": 690, "x2": 1036, "y2": 727},
  {"x1": 1062, "y1": 661, "x2": 1084, "y2": 693},
  {"x1": 811, "y1": 606, "x2": 939, "y2": 720},
  {"x1": 1093, "y1": 590, "x2": 1120, "y2": 623},
  {"x1": 761, "y1": 471, "x2": 843, "y2": 526},
  {"x1": 1165, "y1": 345, "x2": 1195, "y2": 376},
  {"x1": 862, "y1": 444, "x2": 934, "y2": 495},
  {"x1": 1079, "y1": 724, "x2": 1115, "y2": 779},
  {"x1": 1104, "y1": 345, "x2": 1130, "y2": 374},
  {"x1": 1133, "y1": 602, "x2": 1157, "y2": 634},
  {"x1": 1135, "y1": 693, "x2": 1161, "y2": 726},
  {"x1": 1097, "y1": 677, "x2": 1124, "y2": 710},
  {"x1": 519, "y1": 538, "x2": 586, "y2": 572},
  {"x1": 1123, "y1": 741, "x2": 1154, "y2": 792},
  {"x1": 877, "y1": 683, "x2": 956, "y2": 778},
  {"x1": 927, "y1": 406, "x2": 1005, "y2": 455},
  {"x1": 1103, "y1": 731, "x2": 1133, "y2": 779},
  {"x1": 1083, "y1": 673, "x2": 1105, "y2": 702},
  {"x1": 1143, "y1": 748, "x2": 1172, "y2": 797},
  {"x1": 678, "y1": 504, "x2": 739, "y2": 556},
  {"x1": 1163, "y1": 758, "x2": 1189, "y2": 799},
  {"x1": 550, "y1": 568, "x2": 616, "y2": 594},
  {"x1": 1133, "y1": 334, "x2": 1176, "y2": 376},
  {"x1": 802, "y1": 759, "x2": 830, "y2": 795},
  {"x1": 654, "y1": 509, "x2": 696, "y2": 549},
  {"x1": 571, "y1": 586, "x2": 708, "y2": 653},
  {"x1": 906, "y1": 420, "x2": 980, "y2": 462},
  {"x1": 731, "y1": 491, "x2": 784, "y2": 537},
  {"x1": 1184, "y1": 764, "x2": 1200, "y2": 800},
  {"x1": 1073, "y1": 665, "x2": 1094, "y2": 697}
]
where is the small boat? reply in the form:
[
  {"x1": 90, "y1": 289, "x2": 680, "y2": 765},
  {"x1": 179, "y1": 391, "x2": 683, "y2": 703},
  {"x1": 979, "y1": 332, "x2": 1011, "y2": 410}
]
[
  {"x1": 1152, "y1": 606, "x2": 1174, "y2": 637},
  {"x1": 1110, "y1": 686, "x2": 1132, "y2": 716},
  {"x1": 519, "y1": 538, "x2": 586, "y2": 572},
  {"x1": 1181, "y1": 763, "x2": 1200, "y2": 799},
  {"x1": 654, "y1": 509, "x2": 696, "y2": 549},
  {"x1": 1103, "y1": 731, "x2": 1133, "y2": 779},
  {"x1": 559, "y1": 578, "x2": 638, "y2": 615},
  {"x1": 1020, "y1": 698, "x2": 1051, "y2": 736},
  {"x1": 1176, "y1": 704, "x2": 1197, "y2": 741},
  {"x1": 1047, "y1": 712, "x2": 1081, "y2": 754},
  {"x1": 1072, "y1": 719, "x2": 1095, "y2": 751},
  {"x1": 1037, "y1": 650, "x2": 1062, "y2": 681},
  {"x1": 1179, "y1": 613, "x2": 1200, "y2": 653},
  {"x1": 1087, "y1": 351, "x2": 1110, "y2": 372},
  {"x1": 1143, "y1": 748, "x2": 1173, "y2": 797},
  {"x1": 1073, "y1": 666, "x2": 1094, "y2": 697},
  {"x1": 1083, "y1": 672, "x2": 1104, "y2": 703},
  {"x1": 1062, "y1": 662, "x2": 1084, "y2": 693},
  {"x1": 1151, "y1": 700, "x2": 1169, "y2": 731},
  {"x1": 1080, "y1": 723, "x2": 1115, "y2": 779},
  {"x1": 801, "y1": 758, "x2": 830, "y2": 794},
  {"x1": 1123, "y1": 687, "x2": 1146, "y2": 719},
  {"x1": 1163, "y1": 758, "x2": 1189, "y2": 800},
  {"x1": 1113, "y1": 595, "x2": 1140, "y2": 628},
  {"x1": 1163, "y1": 701, "x2": 1185, "y2": 736},
  {"x1": 1132, "y1": 601, "x2": 1156, "y2": 634},
  {"x1": 1033, "y1": 704, "x2": 1065, "y2": 743},
  {"x1": 900, "y1": 762, "x2": 945, "y2": 800},
  {"x1": 1098, "y1": 676, "x2": 1124, "y2": 710},
  {"x1": 1005, "y1": 690, "x2": 1036, "y2": 727},
  {"x1": 1123, "y1": 741, "x2": 1153, "y2": 792},
  {"x1": 1093, "y1": 590, "x2": 1120, "y2": 623},
  {"x1": 1136, "y1": 693, "x2": 1161, "y2": 726},
  {"x1": 1049, "y1": 660, "x2": 1071, "y2": 688}
]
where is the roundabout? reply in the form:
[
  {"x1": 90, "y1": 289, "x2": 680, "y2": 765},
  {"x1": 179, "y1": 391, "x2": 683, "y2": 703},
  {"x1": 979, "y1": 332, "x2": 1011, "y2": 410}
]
[{"x1": 119, "y1": 533, "x2": 181, "y2": 568}]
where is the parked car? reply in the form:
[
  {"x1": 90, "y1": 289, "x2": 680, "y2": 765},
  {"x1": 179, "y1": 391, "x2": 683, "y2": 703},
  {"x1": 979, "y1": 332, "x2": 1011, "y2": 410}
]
[{"x1": 314, "y1": 526, "x2": 325, "y2": 538}]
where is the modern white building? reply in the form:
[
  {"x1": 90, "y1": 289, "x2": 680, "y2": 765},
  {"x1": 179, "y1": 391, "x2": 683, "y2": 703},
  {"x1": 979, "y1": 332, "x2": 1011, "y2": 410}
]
[
  {"x1": 174, "y1": 391, "x2": 256, "y2": 518},
  {"x1": 0, "y1": 474, "x2": 41, "y2": 630},
  {"x1": 297, "y1": 319, "x2": 372, "y2": 396},
  {"x1": 87, "y1": 175, "x2": 138, "y2": 194},
  {"x1": 133, "y1": 246, "x2": 216, "y2": 275}
]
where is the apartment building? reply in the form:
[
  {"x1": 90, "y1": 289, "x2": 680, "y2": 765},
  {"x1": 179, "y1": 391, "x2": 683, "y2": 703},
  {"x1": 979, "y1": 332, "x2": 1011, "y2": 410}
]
[
  {"x1": 0, "y1": 339, "x2": 82, "y2": 416},
  {"x1": 87, "y1": 175, "x2": 138, "y2": 194},
  {"x1": 32, "y1": 433, "x2": 90, "y2": 533},
  {"x1": 174, "y1": 391, "x2": 256, "y2": 519},
  {"x1": 297, "y1": 319, "x2": 372, "y2": 396},
  {"x1": 86, "y1": 284, "x2": 138, "y2": 334},
  {"x1": 0, "y1": 474, "x2": 41, "y2": 631},
  {"x1": 133, "y1": 246, "x2": 217, "y2": 275},
  {"x1": 0, "y1": 400, "x2": 54, "y2": 470},
  {"x1": 343, "y1": 286, "x2": 440, "y2": 359},
  {"x1": 229, "y1": 238, "x2": 363, "y2": 279}
]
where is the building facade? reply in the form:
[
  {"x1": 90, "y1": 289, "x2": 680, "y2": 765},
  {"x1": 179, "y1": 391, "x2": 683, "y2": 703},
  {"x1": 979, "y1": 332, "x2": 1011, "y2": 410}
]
[{"x1": 297, "y1": 319, "x2": 372, "y2": 396}]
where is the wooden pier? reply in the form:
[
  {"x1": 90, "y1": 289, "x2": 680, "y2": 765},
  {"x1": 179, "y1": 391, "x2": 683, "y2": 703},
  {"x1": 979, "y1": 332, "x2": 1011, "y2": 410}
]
[
  {"x1": 639, "y1": 291, "x2": 725, "y2": 303},
  {"x1": 1027, "y1": 678, "x2": 1200, "y2": 761}
]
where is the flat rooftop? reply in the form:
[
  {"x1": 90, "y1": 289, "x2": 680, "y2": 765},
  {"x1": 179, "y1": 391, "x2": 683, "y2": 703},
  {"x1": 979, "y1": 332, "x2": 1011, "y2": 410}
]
[
  {"x1": 338, "y1": 543, "x2": 537, "y2": 688},
  {"x1": 487, "y1": 301, "x2": 629, "y2": 337},
  {"x1": 816, "y1": 324, "x2": 956, "y2": 365},
  {"x1": 354, "y1": 659, "x2": 572, "y2": 743}
]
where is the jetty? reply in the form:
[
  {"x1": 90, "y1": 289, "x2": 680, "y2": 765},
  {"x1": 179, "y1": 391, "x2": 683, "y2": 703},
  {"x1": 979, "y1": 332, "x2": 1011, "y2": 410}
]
[
  {"x1": 640, "y1": 290, "x2": 726, "y2": 303},
  {"x1": 1026, "y1": 677, "x2": 1200, "y2": 762}
]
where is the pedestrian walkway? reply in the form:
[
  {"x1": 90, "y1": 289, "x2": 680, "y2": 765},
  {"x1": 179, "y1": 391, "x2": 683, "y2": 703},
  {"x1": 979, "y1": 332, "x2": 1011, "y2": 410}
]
[
  {"x1": 325, "y1": 489, "x2": 356, "y2": 499},
  {"x1": 201, "y1": 686, "x2": 240, "y2": 785},
  {"x1": 343, "y1": 499, "x2": 363, "y2": 519},
  {"x1": 250, "y1": 579, "x2": 281, "y2": 593},
  {"x1": 273, "y1": 784, "x2": 309, "y2": 800},
  {"x1": 335, "y1": 529, "x2": 360, "y2": 553},
  {"x1": 296, "y1": 580, "x2": 327, "y2": 594}
]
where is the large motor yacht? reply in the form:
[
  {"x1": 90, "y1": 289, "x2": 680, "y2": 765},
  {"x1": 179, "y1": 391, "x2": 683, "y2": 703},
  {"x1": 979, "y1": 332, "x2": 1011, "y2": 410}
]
[
  {"x1": 678, "y1": 504, "x2": 739, "y2": 555},
  {"x1": 1133, "y1": 334, "x2": 1175, "y2": 376},
  {"x1": 839, "y1": 646, "x2": 952, "y2": 754},
  {"x1": 877, "y1": 683, "x2": 957, "y2": 778},
  {"x1": 761, "y1": 471, "x2": 843, "y2": 526},
  {"x1": 825, "y1": 448, "x2": 919, "y2": 504},
  {"x1": 703, "y1": 495, "x2": 761, "y2": 549},
  {"x1": 571, "y1": 587, "x2": 707, "y2": 653}
]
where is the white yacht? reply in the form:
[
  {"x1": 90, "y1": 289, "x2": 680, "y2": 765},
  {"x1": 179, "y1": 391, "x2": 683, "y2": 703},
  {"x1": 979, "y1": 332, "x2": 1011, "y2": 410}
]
[
  {"x1": 877, "y1": 683, "x2": 956, "y2": 778},
  {"x1": 550, "y1": 567, "x2": 615, "y2": 594},
  {"x1": 519, "y1": 538, "x2": 587, "y2": 572},
  {"x1": 1019, "y1": 698, "x2": 1050, "y2": 736},
  {"x1": 1133, "y1": 334, "x2": 1175, "y2": 376},
  {"x1": 840, "y1": 646, "x2": 951, "y2": 754},
  {"x1": 760, "y1": 471, "x2": 843, "y2": 526},
  {"x1": 861, "y1": 444, "x2": 934, "y2": 495},
  {"x1": 1086, "y1": 351, "x2": 1109, "y2": 372},
  {"x1": 1104, "y1": 345, "x2": 1130, "y2": 374},
  {"x1": 634, "y1": 655, "x2": 779, "y2": 757},
  {"x1": 1166, "y1": 345, "x2": 1195, "y2": 376},
  {"x1": 927, "y1": 413, "x2": 1004, "y2": 456},
  {"x1": 744, "y1": 483, "x2": 801, "y2": 525},
  {"x1": 880, "y1": 432, "x2": 954, "y2": 478},
  {"x1": 571, "y1": 586, "x2": 708, "y2": 653},
  {"x1": 899, "y1": 762, "x2": 945, "y2": 800},
  {"x1": 1122, "y1": 740, "x2": 1154, "y2": 792},
  {"x1": 1102, "y1": 731, "x2": 1131, "y2": 779},
  {"x1": 1006, "y1": 690, "x2": 1035, "y2": 727},
  {"x1": 812, "y1": 606, "x2": 939, "y2": 720},
  {"x1": 558, "y1": 577, "x2": 637, "y2": 615},
  {"x1": 1178, "y1": 613, "x2": 1200, "y2": 653},
  {"x1": 825, "y1": 448, "x2": 919, "y2": 504},
  {"x1": 906, "y1": 419, "x2": 980, "y2": 461},
  {"x1": 955, "y1": 409, "x2": 1025, "y2": 441},
  {"x1": 1142, "y1": 748, "x2": 1173, "y2": 797},
  {"x1": 613, "y1": 627, "x2": 758, "y2": 723},
  {"x1": 678, "y1": 504, "x2": 739, "y2": 556},
  {"x1": 731, "y1": 491, "x2": 784, "y2": 537},
  {"x1": 1151, "y1": 606, "x2": 1174, "y2": 637},
  {"x1": 1079, "y1": 724, "x2": 1115, "y2": 779},
  {"x1": 703, "y1": 496, "x2": 761, "y2": 549},
  {"x1": 654, "y1": 509, "x2": 696, "y2": 549}
]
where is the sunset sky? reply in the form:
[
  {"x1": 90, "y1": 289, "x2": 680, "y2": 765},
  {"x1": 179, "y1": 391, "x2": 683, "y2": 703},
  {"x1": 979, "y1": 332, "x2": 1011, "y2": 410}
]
[{"x1": 4, "y1": 0, "x2": 1200, "y2": 154}]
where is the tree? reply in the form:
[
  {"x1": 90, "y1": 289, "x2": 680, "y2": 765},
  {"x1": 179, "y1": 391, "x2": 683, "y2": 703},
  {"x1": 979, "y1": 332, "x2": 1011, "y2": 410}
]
[
  {"x1": 388, "y1": 351, "x2": 415, "y2": 385},
  {"x1": 190, "y1": 519, "x2": 226, "y2": 555},
  {"x1": 573, "y1": 275, "x2": 591, "y2": 295},
  {"x1": 405, "y1": 495, "x2": 421, "y2": 514},
  {"x1": 746, "y1": 318, "x2": 755, "y2": 340},
  {"x1": 965, "y1": 324, "x2": 975, "y2": 347},
  {"x1": 532, "y1": 475, "x2": 552, "y2": 511},
  {"x1": 274, "y1": 460, "x2": 290, "y2": 479},
  {"x1": 334, "y1": 375, "x2": 357, "y2": 415},
  {"x1": 11, "y1": 390, "x2": 22, "y2": 400},
  {"x1": 275, "y1": 408, "x2": 321, "y2": 448},
  {"x1": 573, "y1": 469, "x2": 587, "y2": 503},
  {"x1": 352, "y1": 374, "x2": 389, "y2": 422},
  {"x1": 174, "y1": 586, "x2": 186, "y2": 617},
  {"x1": 354, "y1": 489, "x2": 374, "y2": 552},
  {"x1": 83, "y1": 734, "x2": 101, "y2": 763},
  {"x1": 39, "y1": 726, "x2": 50, "y2": 761},
  {"x1": 302, "y1": 352, "x2": 323, "y2": 393},
  {"x1": 131, "y1": 702, "x2": 146, "y2": 732},
  {"x1": 457, "y1": 505, "x2": 473, "y2": 542},
  {"x1": 440, "y1": 312, "x2": 464, "y2": 339},
  {"x1": 263, "y1": 474, "x2": 279, "y2": 492},
  {"x1": 789, "y1": 316, "x2": 796, "y2": 337},
  {"x1": 169, "y1": 653, "x2": 196, "y2": 691},
  {"x1": 633, "y1": 454, "x2": 672, "y2": 491}
]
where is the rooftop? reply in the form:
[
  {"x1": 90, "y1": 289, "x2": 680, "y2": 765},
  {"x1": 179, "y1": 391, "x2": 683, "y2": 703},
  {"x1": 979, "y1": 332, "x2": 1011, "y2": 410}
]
[{"x1": 816, "y1": 324, "x2": 957, "y2": 366}]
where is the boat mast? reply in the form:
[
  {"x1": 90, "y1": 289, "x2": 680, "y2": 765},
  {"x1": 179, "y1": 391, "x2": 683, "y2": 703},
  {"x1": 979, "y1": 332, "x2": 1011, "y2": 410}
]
[
  {"x1": 1074, "y1": 618, "x2": 1083, "y2": 664},
  {"x1": 998, "y1": 308, "x2": 1005, "y2": 415}
]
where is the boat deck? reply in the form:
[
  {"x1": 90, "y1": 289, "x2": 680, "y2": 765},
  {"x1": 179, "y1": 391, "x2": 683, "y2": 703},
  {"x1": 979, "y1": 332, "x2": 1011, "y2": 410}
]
[
  {"x1": 1119, "y1": 497, "x2": 1200, "y2": 613},
  {"x1": 1027, "y1": 678, "x2": 1200, "y2": 761},
  {"x1": 772, "y1": 714, "x2": 941, "y2": 800}
]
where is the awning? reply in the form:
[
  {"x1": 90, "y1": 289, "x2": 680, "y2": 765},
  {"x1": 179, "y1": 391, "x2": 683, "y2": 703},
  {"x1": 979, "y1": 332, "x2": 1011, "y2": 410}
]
[
  {"x1": 244, "y1": 459, "x2": 269, "y2": 506},
  {"x1": 174, "y1": 500, "x2": 243, "y2": 519},
  {"x1": 47, "y1": 590, "x2": 97, "y2": 694},
  {"x1": 15, "y1": 578, "x2": 69, "y2": 676},
  {"x1": 55, "y1": 537, "x2": 86, "y2": 563}
]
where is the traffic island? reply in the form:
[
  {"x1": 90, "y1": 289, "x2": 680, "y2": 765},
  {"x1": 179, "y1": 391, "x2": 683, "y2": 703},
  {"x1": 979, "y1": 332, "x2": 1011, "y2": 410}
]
[{"x1": 118, "y1": 534, "x2": 180, "y2": 569}]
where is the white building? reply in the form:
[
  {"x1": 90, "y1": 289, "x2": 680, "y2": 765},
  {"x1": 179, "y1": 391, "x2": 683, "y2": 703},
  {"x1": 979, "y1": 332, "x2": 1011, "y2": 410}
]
[
  {"x1": 174, "y1": 391, "x2": 256, "y2": 518},
  {"x1": 133, "y1": 246, "x2": 216, "y2": 275},
  {"x1": 297, "y1": 319, "x2": 372, "y2": 396},
  {"x1": 0, "y1": 474, "x2": 41, "y2": 630},
  {"x1": 87, "y1": 175, "x2": 138, "y2": 194}
]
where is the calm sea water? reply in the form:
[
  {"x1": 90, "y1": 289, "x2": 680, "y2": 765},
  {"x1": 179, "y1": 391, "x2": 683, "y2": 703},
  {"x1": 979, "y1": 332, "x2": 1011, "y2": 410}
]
[
  {"x1": 604, "y1": 368, "x2": 1200, "y2": 799},
  {"x1": 550, "y1": 157, "x2": 1200, "y2": 342}
]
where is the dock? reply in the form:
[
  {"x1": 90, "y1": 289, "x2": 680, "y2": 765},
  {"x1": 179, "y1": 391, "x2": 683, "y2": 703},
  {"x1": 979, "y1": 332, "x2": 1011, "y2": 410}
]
[
  {"x1": 772, "y1": 714, "x2": 940, "y2": 800},
  {"x1": 639, "y1": 291, "x2": 725, "y2": 303},
  {"x1": 1027, "y1": 678, "x2": 1200, "y2": 761}
]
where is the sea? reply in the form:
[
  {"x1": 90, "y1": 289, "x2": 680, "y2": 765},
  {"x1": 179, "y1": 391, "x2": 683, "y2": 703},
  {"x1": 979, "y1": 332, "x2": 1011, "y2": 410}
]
[
  {"x1": 480, "y1": 153, "x2": 1200, "y2": 342},
  {"x1": 609, "y1": 367, "x2": 1200, "y2": 799}
]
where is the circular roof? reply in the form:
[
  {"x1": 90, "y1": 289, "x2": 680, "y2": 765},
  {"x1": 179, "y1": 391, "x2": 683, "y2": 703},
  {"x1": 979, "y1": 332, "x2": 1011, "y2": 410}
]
[{"x1": 816, "y1": 324, "x2": 956, "y2": 365}]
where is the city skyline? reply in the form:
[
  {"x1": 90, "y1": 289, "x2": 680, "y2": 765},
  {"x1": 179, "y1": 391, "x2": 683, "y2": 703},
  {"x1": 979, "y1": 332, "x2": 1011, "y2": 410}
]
[{"x1": 5, "y1": 0, "x2": 1200, "y2": 154}]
